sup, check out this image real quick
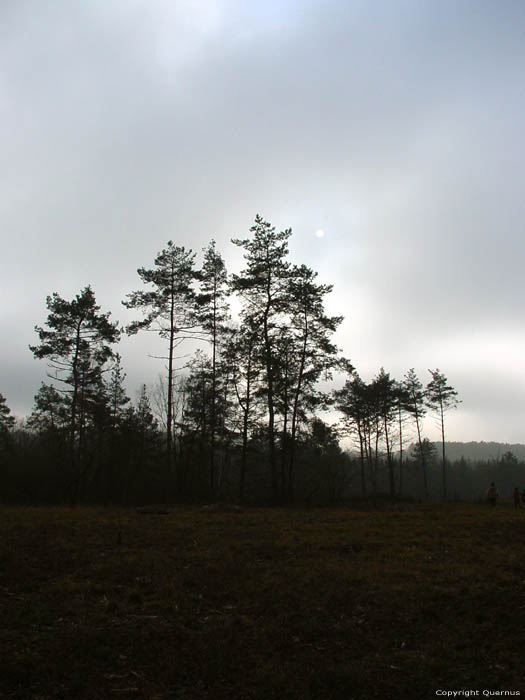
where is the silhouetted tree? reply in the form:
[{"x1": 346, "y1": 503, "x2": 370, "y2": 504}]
[
  {"x1": 403, "y1": 369, "x2": 429, "y2": 499},
  {"x1": 301, "y1": 418, "x2": 348, "y2": 502},
  {"x1": 178, "y1": 349, "x2": 236, "y2": 497},
  {"x1": 410, "y1": 438, "x2": 436, "y2": 465},
  {"x1": 0, "y1": 393, "x2": 15, "y2": 441},
  {"x1": 126, "y1": 385, "x2": 162, "y2": 502},
  {"x1": 101, "y1": 353, "x2": 131, "y2": 502},
  {"x1": 394, "y1": 380, "x2": 411, "y2": 496},
  {"x1": 30, "y1": 287, "x2": 119, "y2": 503},
  {"x1": 232, "y1": 215, "x2": 292, "y2": 500},
  {"x1": 195, "y1": 240, "x2": 230, "y2": 497},
  {"x1": 226, "y1": 320, "x2": 261, "y2": 501},
  {"x1": 373, "y1": 368, "x2": 398, "y2": 498},
  {"x1": 27, "y1": 383, "x2": 68, "y2": 435},
  {"x1": 426, "y1": 369, "x2": 460, "y2": 499},
  {"x1": 0, "y1": 393, "x2": 16, "y2": 491},
  {"x1": 105, "y1": 353, "x2": 130, "y2": 427},
  {"x1": 179, "y1": 351, "x2": 213, "y2": 485},
  {"x1": 284, "y1": 264, "x2": 344, "y2": 499},
  {"x1": 501, "y1": 450, "x2": 518, "y2": 465},
  {"x1": 123, "y1": 242, "x2": 197, "y2": 491},
  {"x1": 26, "y1": 383, "x2": 70, "y2": 496},
  {"x1": 335, "y1": 372, "x2": 374, "y2": 497}
]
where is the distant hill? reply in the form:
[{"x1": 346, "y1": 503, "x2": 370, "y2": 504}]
[{"x1": 432, "y1": 442, "x2": 525, "y2": 461}]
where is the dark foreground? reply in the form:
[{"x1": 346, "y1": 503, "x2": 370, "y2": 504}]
[{"x1": 1, "y1": 503, "x2": 524, "y2": 699}]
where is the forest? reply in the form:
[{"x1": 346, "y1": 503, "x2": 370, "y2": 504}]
[{"x1": 3, "y1": 214, "x2": 515, "y2": 507}]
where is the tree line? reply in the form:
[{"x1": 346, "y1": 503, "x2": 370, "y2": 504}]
[{"x1": 0, "y1": 215, "x2": 462, "y2": 505}]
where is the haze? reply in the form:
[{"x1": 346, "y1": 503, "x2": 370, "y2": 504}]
[{"x1": 2, "y1": 0, "x2": 525, "y2": 442}]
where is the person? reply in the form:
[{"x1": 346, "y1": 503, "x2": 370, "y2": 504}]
[
  {"x1": 486, "y1": 482, "x2": 499, "y2": 506},
  {"x1": 514, "y1": 487, "x2": 522, "y2": 508}
]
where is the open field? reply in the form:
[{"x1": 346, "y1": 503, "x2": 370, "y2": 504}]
[{"x1": 1, "y1": 503, "x2": 524, "y2": 699}]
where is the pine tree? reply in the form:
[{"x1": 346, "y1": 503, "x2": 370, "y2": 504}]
[
  {"x1": 0, "y1": 393, "x2": 15, "y2": 449},
  {"x1": 372, "y1": 368, "x2": 398, "y2": 499},
  {"x1": 0, "y1": 393, "x2": 15, "y2": 431},
  {"x1": 284, "y1": 264, "x2": 344, "y2": 499},
  {"x1": 426, "y1": 369, "x2": 460, "y2": 499},
  {"x1": 126, "y1": 385, "x2": 162, "y2": 503},
  {"x1": 30, "y1": 286, "x2": 119, "y2": 503},
  {"x1": 335, "y1": 372, "x2": 383, "y2": 495},
  {"x1": 231, "y1": 215, "x2": 292, "y2": 500},
  {"x1": 226, "y1": 320, "x2": 262, "y2": 501},
  {"x1": 403, "y1": 369, "x2": 429, "y2": 499},
  {"x1": 123, "y1": 242, "x2": 197, "y2": 491},
  {"x1": 195, "y1": 240, "x2": 230, "y2": 497},
  {"x1": 101, "y1": 353, "x2": 131, "y2": 502},
  {"x1": 27, "y1": 383, "x2": 70, "y2": 447}
]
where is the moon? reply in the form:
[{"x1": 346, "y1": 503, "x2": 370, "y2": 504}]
[{"x1": 315, "y1": 229, "x2": 325, "y2": 238}]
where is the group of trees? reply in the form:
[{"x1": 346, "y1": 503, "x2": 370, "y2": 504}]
[
  {"x1": 335, "y1": 367, "x2": 459, "y2": 500},
  {"x1": 1, "y1": 215, "x2": 462, "y2": 504}
]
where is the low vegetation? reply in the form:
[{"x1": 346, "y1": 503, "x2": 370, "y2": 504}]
[{"x1": 2, "y1": 502, "x2": 524, "y2": 699}]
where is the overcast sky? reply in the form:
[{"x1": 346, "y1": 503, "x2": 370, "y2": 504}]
[{"x1": 2, "y1": 0, "x2": 525, "y2": 444}]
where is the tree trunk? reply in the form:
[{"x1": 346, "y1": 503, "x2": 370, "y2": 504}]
[
  {"x1": 238, "y1": 340, "x2": 253, "y2": 502},
  {"x1": 167, "y1": 302, "x2": 175, "y2": 490},
  {"x1": 357, "y1": 421, "x2": 366, "y2": 498},
  {"x1": 288, "y1": 315, "x2": 308, "y2": 502},
  {"x1": 384, "y1": 417, "x2": 395, "y2": 499},
  {"x1": 263, "y1": 309, "x2": 277, "y2": 501},
  {"x1": 280, "y1": 346, "x2": 289, "y2": 499},
  {"x1": 440, "y1": 400, "x2": 447, "y2": 499},
  {"x1": 210, "y1": 287, "x2": 217, "y2": 499},
  {"x1": 414, "y1": 409, "x2": 428, "y2": 500},
  {"x1": 398, "y1": 403, "x2": 403, "y2": 497}
]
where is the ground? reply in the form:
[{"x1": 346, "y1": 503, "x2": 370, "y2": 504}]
[{"x1": 1, "y1": 502, "x2": 524, "y2": 699}]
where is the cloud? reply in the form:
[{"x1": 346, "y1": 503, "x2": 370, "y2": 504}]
[{"x1": 2, "y1": 0, "x2": 525, "y2": 442}]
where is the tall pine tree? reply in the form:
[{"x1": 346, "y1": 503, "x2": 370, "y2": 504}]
[
  {"x1": 123, "y1": 242, "x2": 197, "y2": 492},
  {"x1": 30, "y1": 287, "x2": 119, "y2": 503},
  {"x1": 231, "y1": 216, "x2": 292, "y2": 500},
  {"x1": 195, "y1": 240, "x2": 230, "y2": 497}
]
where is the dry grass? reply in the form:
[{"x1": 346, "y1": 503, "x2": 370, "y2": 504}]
[{"x1": 1, "y1": 503, "x2": 524, "y2": 699}]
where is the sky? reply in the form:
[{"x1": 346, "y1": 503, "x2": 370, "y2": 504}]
[{"x1": 2, "y1": 0, "x2": 525, "y2": 444}]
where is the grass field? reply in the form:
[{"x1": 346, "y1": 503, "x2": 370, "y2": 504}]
[{"x1": 1, "y1": 502, "x2": 524, "y2": 699}]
